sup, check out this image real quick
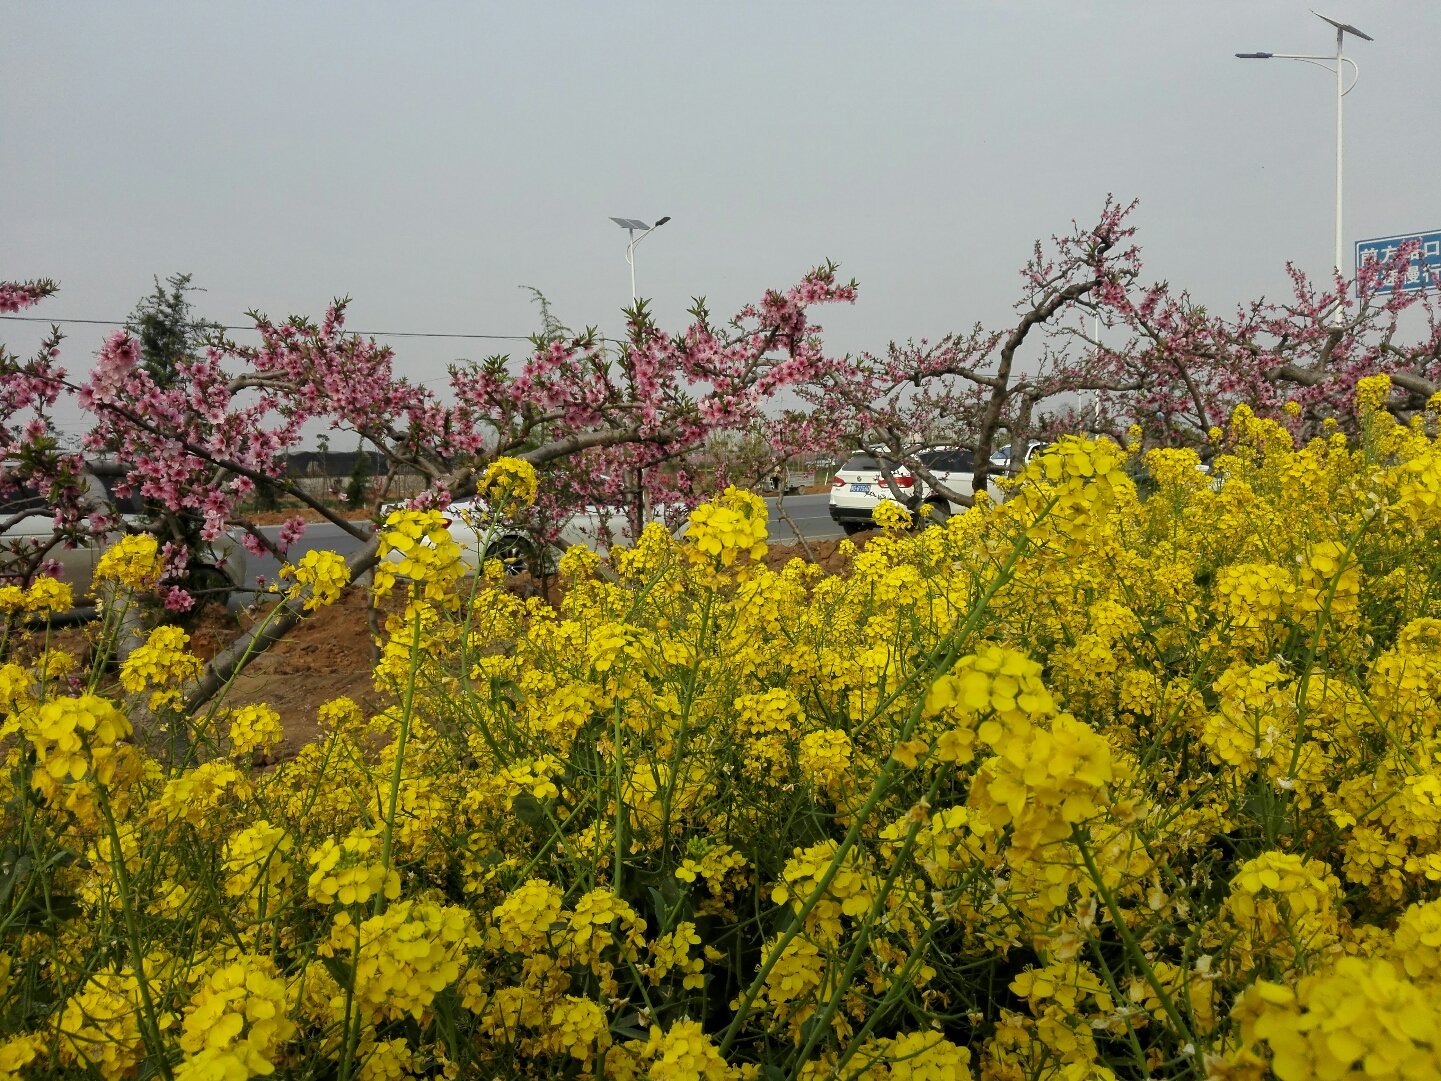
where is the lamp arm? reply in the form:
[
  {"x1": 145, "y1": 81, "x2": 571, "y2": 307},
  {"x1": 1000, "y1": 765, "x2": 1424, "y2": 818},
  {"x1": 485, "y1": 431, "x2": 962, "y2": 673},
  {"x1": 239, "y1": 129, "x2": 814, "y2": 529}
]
[
  {"x1": 1263, "y1": 53, "x2": 1358, "y2": 93},
  {"x1": 1281, "y1": 56, "x2": 1340, "y2": 78},
  {"x1": 1341, "y1": 57, "x2": 1359, "y2": 97}
]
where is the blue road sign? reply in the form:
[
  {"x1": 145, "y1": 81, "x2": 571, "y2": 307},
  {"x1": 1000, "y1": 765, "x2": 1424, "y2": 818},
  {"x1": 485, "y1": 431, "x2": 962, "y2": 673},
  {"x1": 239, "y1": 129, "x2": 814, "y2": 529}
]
[{"x1": 1356, "y1": 230, "x2": 1441, "y2": 294}]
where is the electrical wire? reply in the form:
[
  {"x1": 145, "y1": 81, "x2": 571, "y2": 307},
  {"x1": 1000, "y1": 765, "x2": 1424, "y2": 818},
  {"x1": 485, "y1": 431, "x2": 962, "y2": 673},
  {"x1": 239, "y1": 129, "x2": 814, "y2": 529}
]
[{"x1": 0, "y1": 314, "x2": 532, "y2": 342}]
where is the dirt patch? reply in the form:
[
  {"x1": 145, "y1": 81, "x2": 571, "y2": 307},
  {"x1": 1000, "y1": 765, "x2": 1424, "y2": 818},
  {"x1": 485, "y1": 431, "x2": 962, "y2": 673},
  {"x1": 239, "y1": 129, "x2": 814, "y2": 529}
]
[
  {"x1": 175, "y1": 591, "x2": 389, "y2": 752},
  {"x1": 764, "y1": 533, "x2": 876, "y2": 576}
]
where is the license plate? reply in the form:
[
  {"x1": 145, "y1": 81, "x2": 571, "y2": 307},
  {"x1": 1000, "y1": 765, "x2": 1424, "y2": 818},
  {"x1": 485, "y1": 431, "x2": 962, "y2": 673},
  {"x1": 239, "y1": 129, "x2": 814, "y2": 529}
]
[{"x1": 850, "y1": 483, "x2": 871, "y2": 494}]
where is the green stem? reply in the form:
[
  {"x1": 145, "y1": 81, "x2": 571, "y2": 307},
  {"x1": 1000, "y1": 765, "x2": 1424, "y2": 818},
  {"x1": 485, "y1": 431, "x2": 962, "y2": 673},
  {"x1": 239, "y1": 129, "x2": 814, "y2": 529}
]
[
  {"x1": 96, "y1": 788, "x2": 175, "y2": 1081},
  {"x1": 657, "y1": 588, "x2": 715, "y2": 845},
  {"x1": 1075, "y1": 833, "x2": 1196, "y2": 1054},
  {"x1": 334, "y1": 910, "x2": 367, "y2": 1081},
  {"x1": 719, "y1": 506, "x2": 1042, "y2": 1056},
  {"x1": 1086, "y1": 934, "x2": 1153, "y2": 1079},
  {"x1": 341, "y1": 588, "x2": 424, "y2": 1081},
  {"x1": 377, "y1": 588, "x2": 425, "y2": 891},
  {"x1": 612, "y1": 697, "x2": 625, "y2": 892},
  {"x1": 785, "y1": 776, "x2": 941, "y2": 1077}
]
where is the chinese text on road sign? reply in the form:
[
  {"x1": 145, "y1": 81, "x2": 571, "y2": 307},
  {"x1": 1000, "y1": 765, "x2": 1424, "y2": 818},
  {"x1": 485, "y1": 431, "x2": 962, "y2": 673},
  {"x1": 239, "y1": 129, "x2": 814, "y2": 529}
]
[{"x1": 1356, "y1": 230, "x2": 1441, "y2": 294}]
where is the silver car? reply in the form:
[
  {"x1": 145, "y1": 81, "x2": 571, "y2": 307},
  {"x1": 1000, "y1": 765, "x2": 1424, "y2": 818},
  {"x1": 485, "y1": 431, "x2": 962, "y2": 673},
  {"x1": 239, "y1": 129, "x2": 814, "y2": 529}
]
[{"x1": 1, "y1": 461, "x2": 247, "y2": 613}]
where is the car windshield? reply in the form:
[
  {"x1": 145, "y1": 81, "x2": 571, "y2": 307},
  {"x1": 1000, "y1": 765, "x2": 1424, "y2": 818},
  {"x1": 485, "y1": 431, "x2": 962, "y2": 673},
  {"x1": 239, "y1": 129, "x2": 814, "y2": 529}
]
[{"x1": 842, "y1": 453, "x2": 900, "y2": 472}]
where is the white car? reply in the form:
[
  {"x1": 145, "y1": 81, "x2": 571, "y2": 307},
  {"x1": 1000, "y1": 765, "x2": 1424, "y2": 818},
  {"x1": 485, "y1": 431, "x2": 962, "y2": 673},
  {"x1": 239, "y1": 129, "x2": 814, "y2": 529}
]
[
  {"x1": 828, "y1": 448, "x2": 987, "y2": 534},
  {"x1": 988, "y1": 441, "x2": 1048, "y2": 478},
  {"x1": 827, "y1": 443, "x2": 1049, "y2": 533},
  {"x1": 383, "y1": 496, "x2": 654, "y2": 577},
  {"x1": 826, "y1": 450, "x2": 916, "y2": 535},
  {"x1": 0, "y1": 461, "x2": 248, "y2": 613}
]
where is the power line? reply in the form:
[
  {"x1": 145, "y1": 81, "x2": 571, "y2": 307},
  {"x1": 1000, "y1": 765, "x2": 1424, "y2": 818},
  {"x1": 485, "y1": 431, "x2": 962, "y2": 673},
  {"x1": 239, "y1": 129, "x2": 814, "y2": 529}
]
[{"x1": 0, "y1": 314, "x2": 533, "y2": 342}]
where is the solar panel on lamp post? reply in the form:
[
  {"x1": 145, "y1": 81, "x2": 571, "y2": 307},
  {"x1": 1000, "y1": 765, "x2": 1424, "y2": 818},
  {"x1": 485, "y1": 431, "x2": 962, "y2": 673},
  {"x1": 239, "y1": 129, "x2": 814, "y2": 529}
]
[
  {"x1": 609, "y1": 215, "x2": 671, "y2": 303},
  {"x1": 1236, "y1": 11, "x2": 1372, "y2": 323}
]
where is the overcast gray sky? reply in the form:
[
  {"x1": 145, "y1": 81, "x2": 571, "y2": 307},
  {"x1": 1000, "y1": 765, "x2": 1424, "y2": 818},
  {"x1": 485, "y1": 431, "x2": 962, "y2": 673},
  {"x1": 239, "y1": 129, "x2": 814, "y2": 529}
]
[{"x1": 5, "y1": 2, "x2": 1439, "y2": 441}]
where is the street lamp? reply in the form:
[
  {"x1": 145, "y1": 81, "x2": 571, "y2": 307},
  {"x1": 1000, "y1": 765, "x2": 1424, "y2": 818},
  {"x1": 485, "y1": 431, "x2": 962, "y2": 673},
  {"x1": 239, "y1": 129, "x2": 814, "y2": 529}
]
[
  {"x1": 609, "y1": 216, "x2": 672, "y2": 303},
  {"x1": 1236, "y1": 11, "x2": 1372, "y2": 303},
  {"x1": 606, "y1": 215, "x2": 671, "y2": 536}
]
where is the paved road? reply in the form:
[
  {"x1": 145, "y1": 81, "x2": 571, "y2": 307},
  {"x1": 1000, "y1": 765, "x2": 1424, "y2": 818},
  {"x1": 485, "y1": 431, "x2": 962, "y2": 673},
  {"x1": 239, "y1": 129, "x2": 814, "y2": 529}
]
[
  {"x1": 250, "y1": 493, "x2": 844, "y2": 585},
  {"x1": 248, "y1": 521, "x2": 366, "y2": 586},
  {"x1": 767, "y1": 492, "x2": 844, "y2": 544}
]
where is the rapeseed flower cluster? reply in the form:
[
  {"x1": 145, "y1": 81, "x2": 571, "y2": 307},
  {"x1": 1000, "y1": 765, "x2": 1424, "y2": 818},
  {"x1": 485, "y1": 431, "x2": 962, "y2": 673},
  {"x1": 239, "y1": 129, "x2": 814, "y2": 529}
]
[
  {"x1": 5, "y1": 379, "x2": 1441, "y2": 1077},
  {"x1": 17, "y1": 693, "x2": 132, "y2": 795},
  {"x1": 93, "y1": 532, "x2": 165, "y2": 590},
  {"x1": 284, "y1": 548, "x2": 350, "y2": 610},
  {"x1": 326, "y1": 900, "x2": 477, "y2": 1023},
  {"x1": 307, "y1": 827, "x2": 401, "y2": 907},
  {"x1": 872, "y1": 498, "x2": 914, "y2": 531},
  {"x1": 12, "y1": 574, "x2": 72, "y2": 614},
  {"x1": 227, "y1": 703, "x2": 283, "y2": 757},
  {"x1": 175, "y1": 955, "x2": 295, "y2": 1081},
  {"x1": 373, "y1": 507, "x2": 462, "y2": 601},
  {"x1": 223, "y1": 819, "x2": 294, "y2": 919},
  {"x1": 477, "y1": 455, "x2": 539, "y2": 508},
  {"x1": 685, "y1": 484, "x2": 768, "y2": 576},
  {"x1": 56, "y1": 967, "x2": 146, "y2": 1079},
  {"x1": 119, "y1": 624, "x2": 203, "y2": 710}
]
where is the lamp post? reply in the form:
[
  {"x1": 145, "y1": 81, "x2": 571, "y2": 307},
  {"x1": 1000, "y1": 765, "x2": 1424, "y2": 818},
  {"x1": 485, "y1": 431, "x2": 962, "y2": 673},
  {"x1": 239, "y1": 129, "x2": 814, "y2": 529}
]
[
  {"x1": 1237, "y1": 11, "x2": 1371, "y2": 306},
  {"x1": 609, "y1": 215, "x2": 672, "y2": 303},
  {"x1": 607, "y1": 215, "x2": 671, "y2": 539}
]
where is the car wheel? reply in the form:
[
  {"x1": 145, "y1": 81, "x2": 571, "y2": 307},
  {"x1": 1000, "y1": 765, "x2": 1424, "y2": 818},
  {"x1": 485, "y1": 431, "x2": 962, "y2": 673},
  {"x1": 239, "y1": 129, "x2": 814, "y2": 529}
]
[
  {"x1": 920, "y1": 500, "x2": 951, "y2": 529},
  {"x1": 841, "y1": 522, "x2": 867, "y2": 536},
  {"x1": 488, "y1": 534, "x2": 539, "y2": 577},
  {"x1": 187, "y1": 564, "x2": 234, "y2": 610}
]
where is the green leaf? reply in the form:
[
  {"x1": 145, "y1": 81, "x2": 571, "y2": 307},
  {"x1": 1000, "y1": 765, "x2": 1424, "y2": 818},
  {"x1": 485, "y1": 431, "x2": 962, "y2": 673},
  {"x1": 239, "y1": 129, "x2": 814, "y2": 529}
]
[
  {"x1": 512, "y1": 793, "x2": 550, "y2": 830},
  {"x1": 0, "y1": 853, "x2": 32, "y2": 910}
]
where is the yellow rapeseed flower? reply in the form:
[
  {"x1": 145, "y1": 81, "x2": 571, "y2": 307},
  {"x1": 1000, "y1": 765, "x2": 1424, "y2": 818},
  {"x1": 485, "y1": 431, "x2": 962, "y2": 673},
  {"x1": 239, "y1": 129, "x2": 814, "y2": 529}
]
[
  {"x1": 478, "y1": 456, "x2": 539, "y2": 508},
  {"x1": 283, "y1": 548, "x2": 350, "y2": 610},
  {"x1": 94, "y1": 533, "x2": 165, "y2": 591}
]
